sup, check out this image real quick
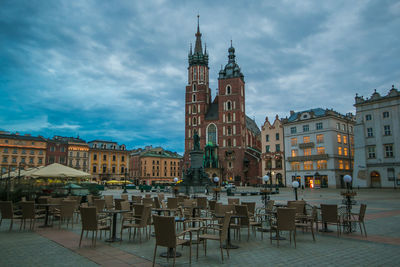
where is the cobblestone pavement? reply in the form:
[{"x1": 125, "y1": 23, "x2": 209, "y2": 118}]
[{"x1": 1, "y1": 188, "x2": 400, "y2": 266}]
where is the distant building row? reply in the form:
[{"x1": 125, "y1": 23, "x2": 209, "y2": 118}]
[{"x1": 0, "y1": 134, "x2": 182, "y2": 184}]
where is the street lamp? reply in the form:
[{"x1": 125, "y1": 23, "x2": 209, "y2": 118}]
[
  {"x1": 213, "y1": 176, "x2": 220, "y2": 200},
  {"x1": 261, "y1": 175, "x2": 270, "y2": 208},
  {"x1": 343, "y1": 174, "x2": 352, "y2": 191},
  {"x1": 342, "y1": 174, "x2": 356, "y2": 233},
  {"x1": 173, "y1": 177, "x2": 179, "y2": 197},
  {"x1": 292, "y1": 180, "x2": 299, "y2": 200},
  {"x1": 123, "y1": 169, "x2": 128, "y2": 193}
]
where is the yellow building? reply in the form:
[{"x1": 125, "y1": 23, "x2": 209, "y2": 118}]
[
  {"x1": 0, "y1": 132, "x2": 47, "y2": 176},
  {"x1": 139, "y1": 147, "x2": 182, "y2": 185},
  {"x1": 88, "y1": 140, "x2": 129, "y2": 182}
]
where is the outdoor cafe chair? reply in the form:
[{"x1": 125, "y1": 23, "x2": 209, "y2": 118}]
[
  {"x1": 320, "y1": 204, "x2": 341, "y2": 236},
  {"x1": 0, "y1": 201, "x2": 22, "y2": 231},
  {"x1": 342, "y1": 203, "x2": 367, "y2": 237},
  {"x1": 121, "y1": 205, "x2": 151, "y2": 242},
  {"x1": 196, "y1": 212, "x2": 232, "y2": 263},
  {"x1": 143, "y1": 197, "x2": 154, "y2": 208},
  {"x1": 152, "y1": 215, "x2": 192, "y2": 267},
  {"x1": 121, "y1": 194, "x2": 129, "y2": 201},
  {"x1": 20, "y1": 201, "x2": 45, "y2": 230},
  {"x1": 234, "y1": 205, "x2": 262, "y2": 241},
  {"x1": 104, "y1": 195, "x2": 114, "y2": 209},
  {"x1": 228, "y1": 198, "x2": 240, "y2": 205},
  {"x1": 167, "y1": 197, "x2": 179, "y2": 211},
  {"x1": 295, "y1": 205, "x2": 317, "y2": 241},
  {"x1": 270, "y1": 208, "x2": 297, "y2": 248},
  {"x1": 79, "y1": 207, "x2": 111, "y2": 248},
  {"x1": 114, "y1": 198, "x2": 125, "y2": 210},
  {"x1": 54, "y1": 200, "x2": 76, "y2": 229}
]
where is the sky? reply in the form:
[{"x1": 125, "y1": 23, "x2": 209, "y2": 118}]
[{"x1": 1, "y1": 0, "x2": 399, "y2": 155}]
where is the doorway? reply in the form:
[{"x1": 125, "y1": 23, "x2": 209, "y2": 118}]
[{"x1": 370, "y1": 171, "x2": 381, "y2": 188}]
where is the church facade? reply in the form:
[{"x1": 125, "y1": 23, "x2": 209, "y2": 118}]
[{"x1": 183, "y1": 20, "x2": 261, "y2": 185}]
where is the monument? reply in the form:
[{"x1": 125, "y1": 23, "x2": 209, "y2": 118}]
[{"x1": 180, "y1": 131, "x2": 212, "y2": 195}]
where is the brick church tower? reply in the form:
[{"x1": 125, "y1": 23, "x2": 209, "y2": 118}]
[{"x1": 184, "y1": 18, "x2": 261, "y2": 185}]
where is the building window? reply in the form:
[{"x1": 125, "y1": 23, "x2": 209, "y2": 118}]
[
  {"x1": 38, "y1": 158, "x2": 42, "y2": 164},
  {"x1": 339, "y1": 160, "x2": 344, "y2": 170},
  {"x1": 291, "y1": 162, "x2": 300, "y2": 171},
  {"x1": 388, "y1": 168, "x2": 395, "y2": 181},
  {"x1": 102, "y1": 165, "x2": 107, "y2": 173},
  {"x1": 93, "y1": 165, "x2": 97, "y2": 173},
  {"x1": 291, "y1": 138, "x2": 297, "y2": 146},
  {"x1": 3, "y1": 148, "x2": 8, "y2": 153},
  {"x1": 366, "y1": 114, "x2": 372, "y2": 121},
  {"x1": 383, "y1": 111, "x2": 389, "y2": 118},
  {"x1": 384, "y1": 144, "x2": 394, "y2": 157},
  {"x1": 367, "y1": 128, "x2": 373, "y2": 137},
  {"x1": 276, "y1": 160, "x2": 282, "y2": 169},
  {"x1": 192, "y1": 94, "x2": 196, "y2": 102},
  {"x1": 317, "y1": 147, "x2": 325, "y2": 155},
  {"x1": 207, "y1": 124, "x2": 217, "y2": 145},
  {"x1": 122, "y1": 156, "x2": 125, "y2": 162},
  {"x1": 366, "y1": 146, "x2": 375, "y2": 158},
  {"x1": 39, "y1": 150, "x2": 43, "y2": 155},
  {"x1": 103, "y1": 155, "x2": 107, "y2": 161},
  {"x1": 345, "y1": 160, "x2": 350, "y2": 170},
  {"x1": 303, "y1": 125, "x2": 309, "y2": 132},
  {"x1": 316, "y1": 134, "x2": 324, "y2": 144},
  {"x1": 291, "y1": 149, "x2": 298, "y2": 157},
  {"x1": 304, "y1": 161, "x2": 313, "y2": 170},
  {"x1": 343, "y1": 135, "x2": 347, "y2": 144},
  {"x1": 344, "y1": 147, "x2": 348, "y2": 156},
  {"x1": 22, "y1": 149, "x2": 26, "y2": 154},
  {"x1": 121, "y1": 166, "x2": 125, "y2": 174},
  {"x1": 12, "y1": 157, "x2": 17, "y2": 163},
  {"x1": 317, "y1": 160, "x2": 327, "y2": 169},
  {"x1": 2, "y1": 156, "x2": 7, "y2": 163},
  {"x1": 265, "y1": 145, "x2": 270, "y2": 153},
  {"x1": 93, "y1": 154, "x2": 97, "y2": 160},
  {"x1": 290, "y1": 127, "x2": 296, "y2": 134},
  {"x1": 336, "y1": 123, "x2": 340, "y2": 130},
  {"x1": 193, "y1": 83, "x2": 197, "y2": 92},
  {"x1": 112, "y1": 155, "x2": 116, "y2": 161},
  {"x1": 338, "y1": 147, "x2": 342, "y2": 155},
  {"x1": 21, "y1": 157, "x2": 25, "y2": 163},
  {"x1": 316, "y1": 122, "x2": 323, "y2": 130},
  {"x1": 266, "y1": 135, "x2": 269, "y2": 142},
  {"x1": 337, "y1": 134, "x2": 342, "y2": 143},
  {"x1": 384, "y1": 125, "x2": 391, "y2": 136},
  {"x1": 275, "y1": 144, "x2": 280, "y2": 152},
  {"x1": 303, "y1": 136, "x2": 310, "y2": 143},
  {"x1": 12, "y1": 148, "x2": 17, "y2": 154},
  {"x1": 276, "y1": 133, "x2": 279, "y2": 140},
  {"x1": 30, "y1": 150, "x2": 34, "y2": 155},
  {"x1": 226, "y1": 85, "x2": 231, "y2": 95},
  {"x1": 304, "y1": 148, "x2": 311, "y2": 156},
  {"x1": 192, "y1": 105, "x2": 197, "y2": 114},
  {"x1": 226, "y1": 101, "x2": 232, "y2": 110}
]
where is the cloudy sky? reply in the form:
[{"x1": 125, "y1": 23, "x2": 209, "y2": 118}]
[{"x1": 1, "y1": 0, "x2": 399, "y2": 154}]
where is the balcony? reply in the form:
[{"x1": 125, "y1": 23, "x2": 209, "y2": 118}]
[
  {"x1": 299, "y1": 142, "x2": 315, "y2": 149},
  {"x1": 287, "y1": 154, "x2": 328, "y2": 162}
]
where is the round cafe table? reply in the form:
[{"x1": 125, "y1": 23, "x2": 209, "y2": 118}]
[
  {"x1": 36, "y1": 203, "x2": 61, "y2": 228},
  {"x1": 104, "y1": 209, "x2": 129, "y2": 242}
]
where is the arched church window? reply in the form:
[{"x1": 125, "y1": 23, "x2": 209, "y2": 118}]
[
  {"x1": 207, "y1": 124, "x2": 217, "y2": 145},
  {"x1": 227, "y1": 113, "x2": 231, "y2": 122},
  {"x1": 226, "y1": 85, "x2": 231, "y2": 95},
  {"x1": 193, "y1": 117, "x2": 197, "y2": 126},
  {"x1": 193, "y1": 68, "x2": 197, "y2": 81},
  {"x1": 227, "y1": 126, "x2": 232, "y2": 135},
  {"x1": 192, "y1": 105, "x2": 197, "y2": 114},
  {"x1": 227, "y1": 101, "x2": 232, "y2": 110},
  {"x1": 192, "y1": 94, "x2": 196, "y2": 102},
  {"x1": 193, "y1": 83, "x2": 197, "y2": 92},
  {"x1": 200, "y1": 67, "x2": 204, "y2": 81}
]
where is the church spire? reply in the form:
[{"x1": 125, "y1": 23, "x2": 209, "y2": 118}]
[{"x1": 194, "y1": 15, "x2": 203, "y2": 54}]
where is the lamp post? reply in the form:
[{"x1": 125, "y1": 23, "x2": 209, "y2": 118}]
[
  {"x1": 123, "y1": 169, "x2": 128, "y2": 193},
  {"x1": 173, "y1": 177, "x2": 179, "y2": 197},
  {"x1": 261, "y1": 175, "x2": 270, "y2": 208},
  {"x1": 342, "y1": 174, "x2": 356, "y2": 233},
  {"x1": 213, "y1": 176, "x2": 220, "y2": 200},
  {"x1": 292, "y1": 180, "x2": 299, "y2": 200}
]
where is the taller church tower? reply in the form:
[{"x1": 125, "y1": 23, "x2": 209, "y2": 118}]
[{"x1": 184, "y1": 16, "x2": 211, "y2": 165}]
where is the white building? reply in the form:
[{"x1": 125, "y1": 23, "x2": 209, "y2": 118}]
[
  {"x1": 283, "y1": 108, "x2": 355, "y2": 189},
  {"x1": 353, "y1": 85, "x2": 400, "y2": 188}
]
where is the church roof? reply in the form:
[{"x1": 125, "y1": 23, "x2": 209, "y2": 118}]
[
  {"x1": 188, "y1": 16, "x2": 208, "y2": 67},
  {"x1": 245, "y1": 116, "x2": 261, "y2": 135},
  {"x1": 204, "y1": 102, "x2": 219, "y2": 121}
]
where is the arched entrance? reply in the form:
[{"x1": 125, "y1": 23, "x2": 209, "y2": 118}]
[{"x1": 370, "y1": 171, "x2": 381, "y2": 188}]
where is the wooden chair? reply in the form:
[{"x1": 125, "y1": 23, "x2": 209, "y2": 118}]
[
  {"x1": 121, "y1": 194, "x2": 129, "y2": 201},
  {"x1": 270, "y1": 208, "x2": 297, "y2": 248},
  {"x1": 228, "y1": 198, "x2": 240, "y2": 205},
  {"x1": 79, "y1": 207, "x2": 111, "y2": 247},
  {"x1": 0, "y1": 201, "x2": 22, "y2": 230},
  {"x1": 104, "y1": 195, "x2": 114, "y2": 209},
  {"x1": 288, "y1": 201, "x2": 306, "y2": 217},
  {"x1": 54, "y1": 200, "x2": 76, "y2": 229},
  {"x1": 143, "y1": 197, "x2": 154, "y2": 208},
  {"x1": 121, "y1": 206, "x2": 151, "y2": 242},
  {"x1": 20, "y1": 201, "x2": 45, "y2": 230},
  {"x1": 167, "y1": 197, "x2": 179, "y2": 215},
  {"x1": 234, "y1": 205, "x2": 262, "y2": 241},
  {"x1": 295, "y1": 205, "x2": 317, "y2": 241},
  {"x1": 157, "y1": 193, "x2": 165, "y2": 202},
  {"x1": 132, "y1": 195, "x2": 142, "y2": 203},
  {"x1": 208, "y1": 200, "x2": 217, "y2": 214},
  {"x1": 321, "y1": 204, "x2": 341, "y2": 236},
  {"x1": 197, "y1": 212, "x2": 232, "y2": 263},
  {"x1": 343, "y1": 204, "x2": 367, "y2": 237},
  {"x1": 152, "y1": 215, "x2": 192, "y2": 267}
]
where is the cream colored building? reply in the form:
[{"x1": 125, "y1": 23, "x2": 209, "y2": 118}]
[
  {"x1": 0, "y1": 132, "x2": 47, "y2": 176},
  {"x1": 261, "y1": 115, "x2": 285, "y2": 186},
  {"x1": 283, "y1": 109, "x2": 355, "y2": 188},
  {"x1": 353, "y1": 86, "x2": 400, "y2": 188}
]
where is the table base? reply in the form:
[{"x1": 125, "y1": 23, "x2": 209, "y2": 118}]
[
  {"x1": 270, "y1": 236, "x2": 286, "y2": 240},
  {"x1": 105, "y1": 237, "x2": 122, "y2": 242},
  {"x1": 319, "y1": 228, "x2": 333, "y2": 233},
  {"x1": 222, "y1": 243, "x2": 239, "y2": 249},
  {"x1": 160, "y1": 250, "x2": 182, "y2": 258}
]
